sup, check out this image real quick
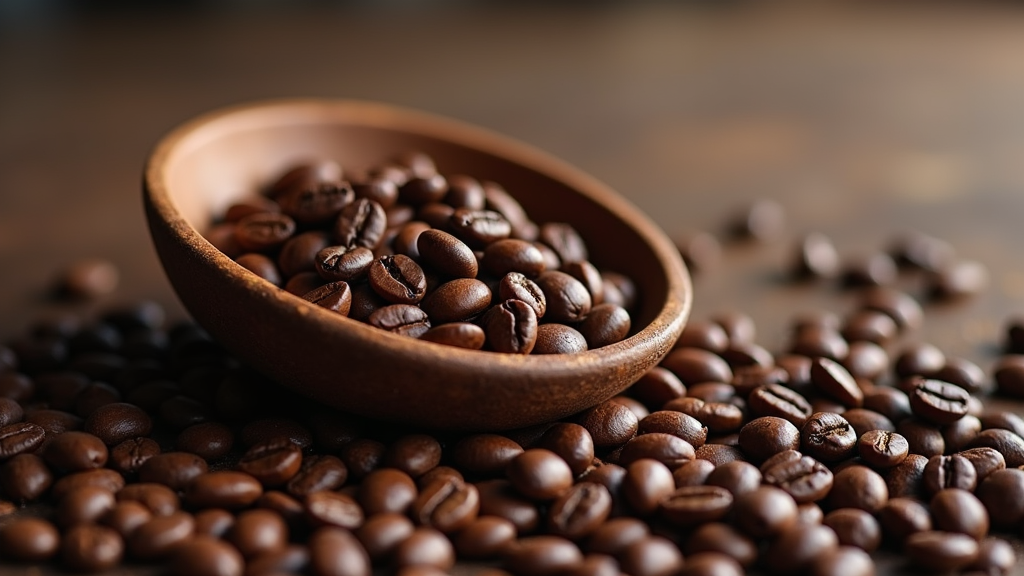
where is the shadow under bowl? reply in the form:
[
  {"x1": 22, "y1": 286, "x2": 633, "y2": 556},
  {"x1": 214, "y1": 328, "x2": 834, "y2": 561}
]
[{"x1": 143, "y1": 99, "x2": 691, "y2": 430}]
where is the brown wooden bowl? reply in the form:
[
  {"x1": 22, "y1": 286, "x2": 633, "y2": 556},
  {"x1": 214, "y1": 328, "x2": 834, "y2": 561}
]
[{"x1": 143, "y1": 99, "x2": 691, "y2": 430}]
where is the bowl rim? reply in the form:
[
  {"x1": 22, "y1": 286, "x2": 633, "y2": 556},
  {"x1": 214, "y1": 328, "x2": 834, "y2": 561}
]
[{"x1": 144, "y1": 97, "x2": 692, "y2": 374}]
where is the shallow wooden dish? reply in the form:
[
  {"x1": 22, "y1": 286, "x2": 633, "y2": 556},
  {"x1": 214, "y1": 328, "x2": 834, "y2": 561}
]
[{"x1": 143, "y1": 99, "x2": 691, "y2": 430}]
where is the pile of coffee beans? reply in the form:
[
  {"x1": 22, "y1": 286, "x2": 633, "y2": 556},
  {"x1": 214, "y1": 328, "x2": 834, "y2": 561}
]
[{"x1": 202, "y1": 152, "x2": 636, "y2": 354}]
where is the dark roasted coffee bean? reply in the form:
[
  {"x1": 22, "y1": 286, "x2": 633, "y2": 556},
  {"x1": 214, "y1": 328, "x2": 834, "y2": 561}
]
[
  {"x1": 507, "y1": 449, "x2": 573, "y2": 501},
  {"x1": 843, "y1": 408, "x2": 895, "y2": 438},
  {"x1": 578, "y1": 304, "x2": 630, "y2": 349},
  {"x1": 823, "y1": 508, "x2": 881, "y2": 552},
  {"x1": 158, "y1": 395, "x2": 211, "y2": 430},
  {"x1": 449, "y1": 434, "x2": 523, "y2": 478},
  {"x1": 278, "y1": 178, "x2": 353, "y2": 224},
  {"x1": 810, "y1": 357, "x2": 863, "y2": 408},
  {"x1": 236, "y1": 253, "x2": 282, "y2": 285},
  {"x1": 504, "y1": 535, "x2": 582, "y2": 576},
  {"x1": 226, "y1": 508, "x2": 288, "y2": 558},
  {"x1": 0, "y1": 421, "x2": 45, "y2": 460},
  {"x1": 73, "y1": 380, "x2": 121, "y2": 417},
  {"x1": 358, "y1": 467, "x2": 418, "y2": 516},
  {"x1": 256, "y1": 491, "x2": 304, "y2": 529},
  {"x1": 302, "y1": 280, "x2": 353, "y2": 315},
  {"x1": 585, "y1": 517, "x2": 648, "y2": 557},
  {"x1": 609, "y1": 396, "x2": 648, "y2": 421},
  {"x1": 674, "y1": 320, "x2": 729, "y2": 353},
  {"x1": 533, "y1": 424, "x2": 592, "y2": 477},
  {"x1": 278, "y1": 230, "x2": 330, "y2": 278},
  {"x1": 883, "y1": 453, "x2": 927, "y2": 498},
  {"x1": 617, "y1": 536, "x2": 684, "y2": 576},
  {"x1": 334, "y1": 197, "x2": 386, "y2": 249},
  {"x1": 139, "y1": 451, "x2": 208, "y2": 491},
  {"x1": 412, "y1": 476, "x2": 480, "y2": 533},
  {"x1": 498, "y1": 272, "x2": 547, "y2": 319},
  {"x1": 450, "y1": 208, "x2": 512, "y2": 249},
  {"x1": 169, "y1": 535, "x2": 243, "y2": 576},
  {"x1": 675, "y1": 398, "x2": 745, "y2": 434},
  {"x1": 843, "y1": 341, "x2": 889, "y2": 381},
  {"x1": 483, "y1": 299, "x2": 538, "y2": 354},
  {"x1": 421, "y1": 278, "x2": 491, "y2": 323},
  {"x1": 693, "y1": 443, "x2": 746, "y2": 466},
  {"x1": 969, "y1": 428, "x2": 1024, "y2": 467},
  {"x1": 535, "y1": 271, "x2": 592, "y2": 323},
  {"x1": 43, "y1": 430, "x2": 108, "y2": 471},
  {"x1": 621, "y1": 458, "x2": 674, "y2": 516},
  {"x1": 442, "y1": 174, "x2": 485, "y2": 209},
  {"x1": 733, "y1": 486, "x2": 797, "y2": 538},
  {"x1": 52, "y1": 468, "x2": 125, "y2": 501},
  {"x1": 175, "y1": 422, "x2": 233, "y2": 462},
  {"x1": 672, "y1": 458, "x2": 715, "y2": 488},
  {"x1": 578, "y1": 401, "x2": 640, "y2": 448},
  {"x1": 791, "y1": 326, "x2": 849, "y2": 361},
  {"x1": 304, "y1": 490, "x2": 364, "y2": 530},
  {"x1": 285, "y1": 454, "x2": 347, "y2": 497},
  {"x1": 484, "y1": 239, "x2": 546, "y2": 278},
  {"x1": 747, "y1": 384, "x2": 812, "y2": 427},
  {"x1": 0, "y1": 453, "x2": 52, "y2": 501},
  {"x1": 857, "y1": 429, "x2": 908, "y2": 468},
  {"x1": 186, "y1": 471, "x2": 263, "y2": 509},
  {"x1": 531, "y1": 324, "x2": 587, "y2": 354},
  {"x1": 842, "y1": 252, "x2": 897, "y2": 287},
  {"x1": 895, "y1": 342, "x2": 946, "y2": 378},
  {"x1": 976, "y1": 468, "x2": 1024, "y2": 528},
  {"x1": 762, "y1": 523, "x2": 839, "y2": 575},
  {"x1": 762, "y1": 454, "x2": 833, "y2": 503},
  {"x1": 266, "y1": 161, "x2": 343, "y2": 198},
  {"x1": 660, "y1": 347, "x2": 733, "y2": 385},
  {"x1": 931, "y1": 487, "x2": 989, "y2": 540},
  {"x1": 82, "y1": 402, "x2": 152, "y2": 446},
  {"x1": 638, "y1": 411, "x2": 707, "y2": 448},
  {"x1": 0, "y1": 517, "x2": 60, "y2": 561},
  {"x1": 400, "y1": 174, "x2": 447, "y2": 206},
  {"x1": 313, "y1": 245, "x2": 374, "y2": 282},
  {"x1": 630, "y1": 368, "x2": 686, "y2": 409},
  {"x1": 382, "y1": 434, "x2": 441, "y2": 478},
  {"x1": 368, "y1": 304, "x2": 431, "y2": 338},
  {"x1": 476, "y1": 478, "x2": 540, "y2": 534},
  {"x1": 800, "y1": 412, "x2": 857, "y2": 462},
  {"x1": 109, "y1": 437, "x2": 161, "y2": 475},
  {"x1": 958, "y1": 447, "x2": 1005, "y2": 482},
  {"x1": 878, "y1": 497, "x2": 931, "y2": 545},
  {"x1": 368, "y1": 254, "x2": 427, "y2": 304},
  {"x1": 417, "y1": 228, "x2": 478, "y2": 279},
  {"x1": 538, "y1": 222, "x2": 588, "y2": 264},
  {"x1": 684, "y1": 522, "x2": 757, "y2": 568},
  {"x1": 660, "y1": 484, "x2": 732, "y2": 526},
  {"x1": 794, "y1": 232, "x2": 840, "y2": 278},
  {"x1": 354, "y1": 512, "x2": 415, "y2": 561},
  {"x1": 238, "y1": 438, "x2": 303, "y2": 487},
  {"x1": 0, "y1": 372, "x2": 33, "y2": 402},
  {"x1": 618, "y1": 433, "x2": 694, "y2": 469},
  {"x1": 61, "y1": 523, "x2": 124, "y2": 572},
  {"x1": 923, "y1": 454, "x2": 976, "y2": 496},
  {"x1": 965, "y1": 537, "x2": 1017, "y2": 575},
  {"x1": 905, "y1": 531, "x2": 980, "y2": 572},
  {"x1": 233, "y1": 212, "x2": 295, "y2": 253},
  {"x1": 827, "y1": 465, "x2": 888, "y2": 513},
  {"x1": 419, "y1": 322, "x2": 486, "y2": 349},
  {"x1": 394, "y1": 526, "x2": 455, "y2": 572},
  {"x1": 308, "y1": 526, "x2": 371, "y2": 576},
  {"x1": 117, "y1": 483, "x2": 179, "y2": 517},
  {"x1": 896, "y1": 416, "x2": 945, "y2": 457},
  {"x1": 561, "y1": 260, "x2": 604, "y2": 306},
  {"x1": 128, "y1": 511, "x2": 195, "y2": 560},
  {"x1": 679, "y1": 552, "x2": 744, "y2": 576},
  {"x1": 738, "y1": 417, "x2": 800, "y2": 463},
  {"x1": 546, "y1": 482, "x2": 611, "y2": 540},
  {"x1": 909, "y1": 378, "x2": 970, "y2": 425},
  {"x1": 339, "y1": 438, "x2": 384, "y2": 481}
]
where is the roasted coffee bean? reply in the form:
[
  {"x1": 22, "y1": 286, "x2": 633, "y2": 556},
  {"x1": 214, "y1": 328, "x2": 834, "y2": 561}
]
[
  {"x1": 0, "y1": 421, "x2": 45, "y2": 460},
  {"x1": 412, "y1": 476, "x2": 480, "y2": 533},
  {"x1": 57, "y1": 484, "x2": 116, "y2": 527},
  {"x1": 450, "y1": 208, "x2": 512, "y2": 249},
  {"x1": 958, "y1": 447, "x2": 1005, "y2": 482},
  {"x1": 421, "y1": 278, "x2": 492, "y2": 323},
  {"x1": 686, "y1": 382, "x2": 735, "y2": 403},
  {"x1": 340, "y1": 438, "x2": 385, "y2": 481},
  {"x1": 266, "y1": 161, "x2": 343, "y2": 198},
  {"x1": 797, "y1": 502, "x2": 825, "y2": 526},
  {"x1": 0, "y1": 373, "x2": 32, "y2": 403},
  {"x1": 693, "y1": 443, "x2": 746, "y2": 466},
  {"x1": 618, "y1": 432, "x2": 695, "y2": 469},
  {"x1": 0, "y1": 517, "x2": 60, "y2": 561},
  {"x1": 382, "y1": 434, "x2": 442, "y2": 478},
  {"x1": 417, "y1": 228, "x2": 478, "y2": 279},
  {"x1": 483, "y1": 239, "x2": 546, "y2": 278},
  {"x1": 877, "y1": 497, "x2": 932, "y2": 546},
  {"x1": 672, "y1": 458, "x2": 715, "y2": 488},
  {"x1": 117, "y1": 483, "x2": 179, "y2": 516},
  {"x1": 535, "y1": 424, "x2": 594, "y2": 477},
  {"x1": 128, "y1": 511, "x2": 195, "y2": 560},
  {"x1": 308, "y1": 526, "x2": 371, "y2": 576},
  {"x1": 679, "y1": 552, "x2": 744, "y2": 576},
  {"x1": 857, "y1": 429, "x2": 909, "y2": 468},
  {"x1": 532, "y1": 324, "x2": 588, "y2": 354},
  {"x1": 504, "y1": 535, "x2": 582, "y2": 576},
  {"x1": 895, "y1": 342, "x2": 946, "y2": 378},
  {"x1": 256, "y1": 491, "x2": 304, "y2": 528},
  {"x1": 507, "y1": 449, "x2": 573, "y2": 500},
  {"x1": 234, "y1": 212, "x2": 296, "y2": 252},
  {"x1": 705, "y1": 461, "x2": 762, "y2": 496},
  {"x1": 823, "y1": 508, "x2": 881, "y2": 552},
  {"x1": 418, "y1": 322, "x2": 487, "y2": 350},
  {"x1": 895, "y1": 417, "x2": 945, "y2": 457},
  {"x1": 238, "y1": 438, "x2": 303, "y2": 487},
  {"x1": 239, "y1": 418, "x2": 312, "y2": 450},
  {"x1": 637, "y1": 411, "x2": 707, "y2": 449},
  {"x1": 368, "y1": 254, "x2": 427, "y2": 304},
  {"x1": 497, "y1": 272, "x2": 547, "y2": 318},
  {"x1": 169, "y1": 535, "x2": 244, "y2": 576},
  {"x1": 334, "y1": 197, "x2": 386, "y2": 249},
  {"x1": 747, "y1": 384, "x2": 812, "y2": 427},
  {"x1": 684, "y1": 522, "x2": 757, "y2": 568},
  {"x1": 158, "y1": 395, "x2": 212, "y2": 430},
  {"x1": 355, "y1": 512, "x2": 415, "y2": 561},
  {"x1": 476, "y1": 479, "x2": 541, "y2": 533},
  {"x1": 357, "y1": 468, "x2": 418, "y2": 515},
  {"x1": 139, "y1": 452, "x2": 208, "y2": 491},
  {"x1": 843, "y1": 309, "x2": 899, "y2": 346},
  {"x1": 535, "y1": 271, "x2": 592, "y2": 323},
  {"x1": 584, "y1": 517, "x2": 649, "y2": 557},
  {"x1": 394, "y1": 526, "x2": 455, "y2": 571},
  {"x1": 278, "y1": 231, "x2": 330, "y2": 277},
  {"x1": 617, "y1": 535, "x2": 684, "y2": 576},
  {"x1": 304, "y1": 490, "x2": 364, "y2": 529},
  {"x1": 738, "y1": 417, "x2": 800, "y2": 463},
  {"x1": 609, "y1": 396, "x2": 649, "y2": 420},
  {"x1": 659, "y1": 485, "x2": 733, "y2": 526},
  {"x1": 81, "y1": 402, "x2": 152, "y2": 446},
  {"x1": 761, "y1": 523, "x2": 839, "y2": 575},
  {"x1": 449, "y1": 434, "x2": 523, "y2": 477},
  {"x1": 538, "y1": 222, "x2": 588, "y2": 264},
  {"x1": 931, "y1": 487, "x2": 989, "y2": 540},
  {"x1": 810, "y1": 357, "x2": 863, "y2": 408},
  {"x1": 969, "y1": 428, "x2": 1024, "y2": 467},
  {"x1": 578, "y1": 303, "x2": 630, "y2": 349},
  {"x1": 51, "y1": 468, "x2": 125, "y2": 501},
  {"x1": 0, "y1": 453, "x2": 51, "y2": 501},
  {"x1": 483, "y1": 299, "x2": 538, "y2": 354},
  {"x1": 630, "y1": 368, "x2": 686, "y2": 409},
  {"x1": 175, "y1": 422, "x2": 233, "y2": 462},
  {"x1": 843, "y1": 408, "x2": 895, "y2": 437},
  {"x1": 61, "y1": 523, "x2": 125, "y2": 572},
  {"x1": 660, "y1": 347, "x2": 733, "y2": 385},
  {"x1": 842, "y1": 252, "x2": 897, "y2": 287},
  {"x1": 674, "y1": 398, "x2": 745, "y2": 434},
  {"x1": 882, "y1": 453, "x2": 927, "y2": 499},
  {"x1": 313, "y1": 245, "x2": 374, "y2": 283},
  {"x1": 236, "y1": 253, "x2": 282, "y2": 285},
  {"x1": 368, "y1": 304, "x2": 431, "y2": 338},
  {"x1": 285, "y1": 454, "x2": 347, "y2": 497},
  {"x1": 186, "y1": 471, "x2": 263, "y2": 509},
  {"x1": 827, "y1": 465, "x2": 888, "y2": 513},
  {"x1": 976, "y1": 468, "x2": 1024, "y2": 528},
  {"x1": 621, "y1": 458, "x2": 674, "y2": 516},
  {"x1": 800, "y1": 412, "x2": 857, "y2": 462},
  {"x1": 791, "y1": 326, "x2": 849, "y2": 361},
  {"x1": 400, "y1": 174, "x2": 447, "y2": 206},
  {"x1": 762, "y1": 454, "x2": 833, "y2": 503},
  {"x1": 905, "y1": 531, "x2": 980, "y2": 572},
  {"x1": 227, "y1": 508, "x2": 288, "y2": 558},
  {"x1": 908, "y1": 378, "x2": 970, "y2": 425},
  {"x1": 965, "y1": 537, "x2": 1017, "y2": 575},
  {"x1": 732, "y1": 486, "x2": 797, "y2": 538},
  {"x1": 547, "y1": 482, "x2": 611, "y2": 539},
  {"x1": 43, "y1": 430, "x2": 108, "y2": 471},
  {"x1": 922, "y1": 454, "x2": 976, "y2": 496}
]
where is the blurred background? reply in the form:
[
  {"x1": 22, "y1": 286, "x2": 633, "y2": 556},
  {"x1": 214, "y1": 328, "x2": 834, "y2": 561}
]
[{"x1": 3, "y1": 0, "x2": 1024, "y2": 363}]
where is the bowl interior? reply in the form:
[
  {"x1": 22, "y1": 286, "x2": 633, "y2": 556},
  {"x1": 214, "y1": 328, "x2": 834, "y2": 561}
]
[{"x1": 147, "y1": 100, "x2": 690, "y2": 430}]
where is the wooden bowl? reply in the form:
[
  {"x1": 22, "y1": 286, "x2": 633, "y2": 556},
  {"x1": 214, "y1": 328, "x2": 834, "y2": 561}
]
[{"x1": 143, "y1": 99, "x2": 691, "y2": 430}]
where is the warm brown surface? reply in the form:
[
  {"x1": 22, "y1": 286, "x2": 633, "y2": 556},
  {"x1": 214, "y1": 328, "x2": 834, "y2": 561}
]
[{"x1": 4, "y1": 1, "x2": 1024, "y2": 573}]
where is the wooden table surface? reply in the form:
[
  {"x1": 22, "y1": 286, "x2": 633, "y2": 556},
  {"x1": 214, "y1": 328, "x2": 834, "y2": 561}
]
[{"x1": 3, "y1": 2, "x2": 1024, "y2": 574}]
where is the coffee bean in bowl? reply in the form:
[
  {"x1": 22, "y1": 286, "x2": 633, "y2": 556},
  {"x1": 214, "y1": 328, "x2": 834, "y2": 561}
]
[{"x1": 143, "y1": 99, "x2": 691, "y2": 430}]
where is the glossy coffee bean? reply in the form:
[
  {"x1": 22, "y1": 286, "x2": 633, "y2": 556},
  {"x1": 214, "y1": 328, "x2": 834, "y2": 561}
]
[
  {"x1": 705, "y1": 461, "x2": 762, "y2": 496},
  {"x1": 421, "y1": 278, "x2": 492, "y2": 323},
  {"x1": 61, "y1": 524, "x2": 124, "y2": 572},
  {"x1": 394, "y1": 526, "x2": 455, "y2": 571},
  {"x1": 823, "y1": 508, "x2": 881, "y2": 552},
  {"x1": 507, "y1": 449, "x2": 573, "y2": 500},
  {"x1": 80, "y1": 402, "x2": 152, "y2": 446},
  {"x1": 483, "y1": 299, "x2": 539, "y2": 354},
  {"x1": 169, "y1": 535, "x2": 244, "y2": 576},
  {"x1": 761, "y1": 453, "x2": 833, "y2": 503},
  {"x1": 747, "y1": 384, "x2": 812, "y2": 427},
  {"x1": 958, "y1": 446, "x2": 1005, "y2": 482},
  {"x1": 738, "y1": 417, "x2": 800, "y2": 463},
  {"x1": 102, "y1": 501, "x2": 152, "y2": 538},
  {"x1": 128, "y1": 511, "x2": 195, "y2": 560},
  {"x1": 0, "y1": 421, "x2": 46, "y2": 460},
  {"x1": 43, "y1": 431, "x2": 108, "y2": 471},
  {"x1": 546, "y1": 482, "x2": 612, "y2": 539},
  {"x1": 283, "y1": 454, "x2": 347, "y2": 498},
  {"x1": 234, "y1": 212, "x2": 295, "y2": 252},
  {"x1": 660, "y1": 347, "x2": 733, "y2": 385},
  {"x1": 618, "y1": 535, "x2": 684, "y2": 576},
  {"x1": 878, "y1": 497, "x2": 932, "y2": 545},
  {"x1": 638, "y1": 411, "x2": 707, "y2": 449},
  {"x1": 975, "y1": 468, "x2": 1024, "y2": 528},
  {"x1": 733, "y1": 486, "x2": 797, "y2": 538},
  {"x1": 498, "y1": 272, "x2": 547, "y2": 319},
  {"x1": 419, "y1": 322, "x2": 487, "y2": 349},
  {"x1": 333, "y1": 197, "x2": 386, "y2": 250},
  {"x1": 302, "y1": 281, "x2": 354, "y2": 315},
  {"x1": 117, "y1": 482, "x2": 180, "y2": 516},
  {"x1": 176, "y1": 422, "x2": 233, "y2": 462},
  {"x1": 139, "y1": 452, "x2": 209, "y2": 491},
  {"x1": 810, "y1": 357, "x2": 863, "y2": 408},
  {"x1": 57, "y1": 484, "x2": 116, "y2": 527},
  {"x1": 51, "y1": 468, "x2": 125, "y2": 501},
  {"x1": 577, "y1": 401, "x2": 639, "y2": 448},
  {"x1": 828, "y1": 465, "x2": 888, "y2": 513},
  {"x1": 227, "y1": 508, "x2": 288, "y2": 558},
  {"x1": 192, "y1": 508, "x2": 235, "y2": 538},
  {"x1": 843, "y1": 408, "x2": 895, "y2": 437},
  {"x1": 857, "y1": 429, "x2": 909, "y2": 468},
  {"x1": 358, "y1": 468, "x2": 417, "y2": 515},
  {"x1": 304, "y1": 490, "x2": 364, "y2": 530},
  {"x1": 308, "y1": 526, "x2": 371, "y2": 576},
  {"x1": 931, "y1": 487, "x2": 989, "y2": 540},
  {"x1": 0, "y1": 453, "x2": 52, "y2": 500},
  {"x1": 578, "y1": 304, "x2": 631, "y2": 349},
  {"x1": 969, "y1": 428, "x2": 1024, "y2": 467},
  {"x1": 186, "y1": 471, "x2": 263, "y2": 509},
  {"x1": 536, "y1": 423, "x2": 594, "y2": 477},
  {"x1": 504, "y1": 535, "x2": 582, "y2": 576},
  {"x1": 382, "y1": 434, "x2": 442, "y2": 478},
  {"x1": 532, "y1": 324, "x2": 588, "y2": 354},
  {"x1": 368, "y1": 304, "x2": 431, "y2": 338},
  {"x1": 238, "y1": 438, "x2": 303, "y2": 487},
  {"x1": 908, "y1": 378, "x2": 970, "y2": 425},
  {"x1": 417, "y1": 229, "x2": 478, "y2": 279},
  {"x1": 923, "y1": 454, "x2": 976, "y2": 496},
  {"x1": 535, "y1": 271, "x2": 592, "y2": 323},
  {"x1": 411, "y1": 476, "x2": 480, "y2": 533},
  {"x1": 355, "y1": 512, "x2": 415, "y2": 560},
  {"x1": 800, "y1": 412, "x2": 857, "y2": 462},
  {"x1": 618, "y1": 432, "x2": 695, "y2": 469},
  {"x1": 622, "y1": 458, "x2": 674, "y2": 516},
  {"x1": 761, "y1": 523, "x2": 839, "y2": 575},
  {"x1": 965, "y1": 537, "x2": 1017, "y2": 575},
  {"x1": 684, "y1": 522, "x2": 757, "y2": 568},
  {"x1": 483, "y1": 239, "x2": 546, "y2": 277},
  {"x1": 476, "y1": 479, "x2": 541, "y2": 534},
  {"x1": 905, "y1": 531, "x2": 980, "y2": 572},
  {"x1": 659, "y1": 484, "x2": 733, "y2": 526},
  {"x1": 0, "y1": 517, "x2": 60, "y2": 561}
]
